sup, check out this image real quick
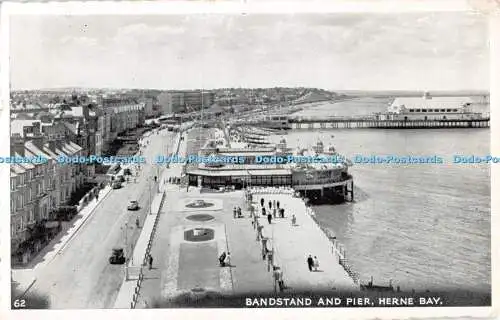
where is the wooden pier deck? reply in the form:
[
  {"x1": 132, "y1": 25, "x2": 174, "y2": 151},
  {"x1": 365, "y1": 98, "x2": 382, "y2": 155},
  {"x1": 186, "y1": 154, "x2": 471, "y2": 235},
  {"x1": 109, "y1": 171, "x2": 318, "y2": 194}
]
[{"x1": 287, "y1": 116, "x2": 490, "y2": 129}]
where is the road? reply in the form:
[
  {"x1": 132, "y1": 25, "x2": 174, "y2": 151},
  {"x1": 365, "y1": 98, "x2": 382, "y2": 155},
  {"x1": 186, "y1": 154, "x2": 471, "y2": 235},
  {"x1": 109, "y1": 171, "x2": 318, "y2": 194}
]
[{"x1": 26, "y1": 129, "x2": 176, "y2": 309}]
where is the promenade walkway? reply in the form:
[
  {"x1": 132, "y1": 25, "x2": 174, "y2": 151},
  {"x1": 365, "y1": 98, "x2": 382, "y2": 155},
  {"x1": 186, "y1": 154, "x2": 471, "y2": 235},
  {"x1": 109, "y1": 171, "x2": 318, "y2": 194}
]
[{"x1": 249, "y1": 189, "x2": 359, "y2": 292}]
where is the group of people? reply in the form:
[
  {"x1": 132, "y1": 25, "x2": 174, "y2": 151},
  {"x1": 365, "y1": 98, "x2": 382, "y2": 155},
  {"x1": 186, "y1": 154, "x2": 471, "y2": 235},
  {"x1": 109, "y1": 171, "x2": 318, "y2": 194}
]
[
  {"x1": 218, "y1": 251, "x2": 231, "y2": 267},
  {"x1": 260, "y1": 198, "x2": 286, "y2": 224},
  {"x1": 306, "y1": 255, "x2": 320, "y2": 272},
  {"x1": 233, "y1": 206, "x2": 243, "y2": 218},
  {"x1": 168, "y1": 177, "x2": 182, "y2": 184}
]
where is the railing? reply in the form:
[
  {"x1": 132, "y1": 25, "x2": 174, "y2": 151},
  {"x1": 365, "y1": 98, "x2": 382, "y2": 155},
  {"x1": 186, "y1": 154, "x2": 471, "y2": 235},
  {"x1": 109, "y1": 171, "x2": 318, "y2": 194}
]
[{"x1": 130, "y1": 191, "x2": 166, "y2": 309}]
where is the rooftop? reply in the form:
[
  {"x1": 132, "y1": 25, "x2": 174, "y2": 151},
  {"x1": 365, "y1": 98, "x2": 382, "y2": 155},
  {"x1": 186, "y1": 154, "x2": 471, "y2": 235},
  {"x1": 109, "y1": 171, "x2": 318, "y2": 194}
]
[{"x1": 391, "y1": 96, "x2": 474, "y2": 110}]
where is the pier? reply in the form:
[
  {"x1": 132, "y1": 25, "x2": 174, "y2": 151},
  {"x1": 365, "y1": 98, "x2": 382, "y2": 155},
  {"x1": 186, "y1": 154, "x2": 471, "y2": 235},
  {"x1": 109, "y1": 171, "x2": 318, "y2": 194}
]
[
  {"x1": 287, "y1": 116, "x2": 490, "y2": 129},
  {"x1": 248, "y1": 187, "x2": 360, "y2": 292}
]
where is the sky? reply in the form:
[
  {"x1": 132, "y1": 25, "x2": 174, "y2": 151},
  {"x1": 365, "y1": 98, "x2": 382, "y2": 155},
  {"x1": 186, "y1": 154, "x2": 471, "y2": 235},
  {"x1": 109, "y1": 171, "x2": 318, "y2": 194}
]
[{"x1": 10, "y1": 13, "x2": 489, "y2": 91}]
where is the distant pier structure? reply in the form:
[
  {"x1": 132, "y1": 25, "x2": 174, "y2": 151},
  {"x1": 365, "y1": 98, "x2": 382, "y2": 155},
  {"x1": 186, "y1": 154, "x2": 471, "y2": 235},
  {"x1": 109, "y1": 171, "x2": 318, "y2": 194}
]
[{"x1": 287, "y1": 93, "x2": 490, "y2": 129}]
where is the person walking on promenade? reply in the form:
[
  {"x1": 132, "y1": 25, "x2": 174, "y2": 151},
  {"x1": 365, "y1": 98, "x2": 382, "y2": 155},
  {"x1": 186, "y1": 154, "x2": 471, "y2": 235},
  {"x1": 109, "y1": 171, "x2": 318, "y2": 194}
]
[
  {"x1": 261, "y1": 198, "x2": 265, "y2": 207},
  {"x1": 262, "y1": 207, "x2": 266, "y2": 216},
  {"x1": 219, "y1": 252, "x2": 227, "y2": 267},
  {"x1": 237, "y1": 207, "x2": 242, "y2": 218},
  {"x1": 148, "y1": 255, "x2": 153, "y2": 270},
  {"x1": 224, "y1": 252, "x2": 231, "y2": 267},
  {"x1": 267, "y1": 213, "x2": 272, "y2": 224},
  {"x1": 268, "y1": 200, "x2": 272, "y2": 210},
  {"x1": 307, "y1": 255, "x2": 314, "y2": 272},
  {"x1": 233, "y1": 207, "x2": 237, "y2": 218},
  {"x1": 95, "y1": 193, "x2": 99, "y2": 201},
  {"x1": 136, "y1": 217, "x2": 140, "y2": 228},
  {"x1": 291, "y1": 214, "x2": 297, "y2": 226},
  {"x1": 313, "y1": 256, "x2": 320, "y2": 271},
  {"x1": 277, "y1": 200, "x2": 280, "y2": 209}
]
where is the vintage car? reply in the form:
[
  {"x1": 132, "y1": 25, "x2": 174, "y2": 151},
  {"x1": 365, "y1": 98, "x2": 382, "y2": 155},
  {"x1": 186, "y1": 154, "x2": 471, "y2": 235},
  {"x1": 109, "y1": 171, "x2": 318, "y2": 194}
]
[
  {"x1": 127, "y1": 200, "x2": 139, "y2": 211},
  {"x1": 109, "y1": 248, "x2": 126, "y2": 264},
  {"x1": 112, "y1": 181, "x2": 122, "y2": 189}
]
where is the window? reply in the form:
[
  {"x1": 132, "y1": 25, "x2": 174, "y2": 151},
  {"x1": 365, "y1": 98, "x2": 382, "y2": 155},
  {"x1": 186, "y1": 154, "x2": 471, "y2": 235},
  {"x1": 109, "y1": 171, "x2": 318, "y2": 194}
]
[
  {"x1": 453, "y1": 109, "x2": 458, "y2": 112},
  {"x1": 440, "y1": 109, "x2": 446, "y2": 112},
  {"x1": 11, "y1": 178, "x2": 16, "y2": 191},
  {"x1": 20, "y1": 216, "x2": 24, "y2": 231},
  {"x1": 16, "y1": 195, "x2": 22, "y2": 208},
  {"x1": 11, "y1": 224, "x2": 15, "y2": 237},
  {"x1": 29, "y1": 209, "x2": 34, "y2": 222},
  {"x1": 29, "y1": 188, "x2": 32, "y2": 201},
  {"x1": 446, "y1": 109, "x2": 452, "y2": 112},
  {"x1": 11, "y1": 199, "x2": 16, "y2": 212}
]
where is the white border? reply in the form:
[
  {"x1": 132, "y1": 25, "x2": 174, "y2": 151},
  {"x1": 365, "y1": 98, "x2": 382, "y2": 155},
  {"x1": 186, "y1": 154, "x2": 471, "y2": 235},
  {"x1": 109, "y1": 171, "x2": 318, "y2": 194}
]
[{"x1": 0, "y1": 1, "x2": 498, "y2": 319}]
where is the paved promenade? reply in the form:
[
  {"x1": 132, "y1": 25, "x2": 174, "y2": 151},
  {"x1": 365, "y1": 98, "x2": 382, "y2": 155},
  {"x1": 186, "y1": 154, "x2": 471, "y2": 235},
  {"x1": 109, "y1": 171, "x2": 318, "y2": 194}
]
[{"x1": 249, "y1": 189, "x2": 359, "y2": 292}]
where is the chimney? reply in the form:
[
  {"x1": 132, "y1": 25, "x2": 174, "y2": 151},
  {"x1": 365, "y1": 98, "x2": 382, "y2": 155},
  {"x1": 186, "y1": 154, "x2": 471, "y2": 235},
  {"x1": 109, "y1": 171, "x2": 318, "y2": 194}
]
[{"x1": 11, "y1": 134, "x2": 25, "y2": 156}]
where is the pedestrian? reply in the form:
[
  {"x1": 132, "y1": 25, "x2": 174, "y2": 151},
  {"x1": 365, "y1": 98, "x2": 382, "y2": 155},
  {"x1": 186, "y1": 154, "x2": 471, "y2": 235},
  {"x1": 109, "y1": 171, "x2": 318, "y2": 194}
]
[
  {"x1": 277, "y1": 201, "x2": 280, "y2": 209},
  {"x1": 237, "y1": 207, "x2": 242, "y2": 218},
  {"x1": 274, "y1": 267, "x2": 285, "y2": 292},
  {"x1": 224, "y1": 252, "x2": 231, "y2": 267},
  {"x1": 260, "y1": 198, "x2": 264, "y2": 207},
  {"x1": 149, "y1": 255, "x2": 153, "y2": 270},
  {"x1": 268, "y1": 200, "x2": 272, "y2": 210},
  {"x1": 262, "y1": 207, "x2": 266, "y2": 216},
  {"x1": 267, "y1": 213, "x2": 272, "y2": 224},
  {"x1": 219, "y1": 252, "x2": 227, "y2": 267},
  {"x1": 233, "y1": 207, "x2": 237, "y2": 218},
  {"x1": 136, "y1": 217, "x2": 140, "y2": 228},
  {"x1": 95, "y1": 193, "x2": 99, "y2": 201},
  {"x1": 280, "y1": 208, "x2": 285, "y2": 218},
  {"x1": 291, "y1": 214, "x2": 296, "y2": 226},
  {"x1": 307, "y1": 255, "x2": 314, "y2": 272},
  {"x1": 154, "y1": 176, "x2": 157, "y2": 182},
  {"x1": 313, "y1": 256, "x2": 320, "y2": 271}
]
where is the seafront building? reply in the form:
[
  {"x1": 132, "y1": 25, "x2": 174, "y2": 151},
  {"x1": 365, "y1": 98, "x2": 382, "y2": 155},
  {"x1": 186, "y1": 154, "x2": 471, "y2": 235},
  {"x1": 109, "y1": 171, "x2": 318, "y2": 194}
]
[
  {"x1": 158, "y1": 90, "x2": 215, "y2": 114},
  {"x1": 187, "y1": 128, "x2": 354, "y2": 204},
  {"x1": 377, "y1": 93, "x2": 482, "y2": 121},
  {"x1": 10, "y1": 122, "x2": 84, "y2": 265}
]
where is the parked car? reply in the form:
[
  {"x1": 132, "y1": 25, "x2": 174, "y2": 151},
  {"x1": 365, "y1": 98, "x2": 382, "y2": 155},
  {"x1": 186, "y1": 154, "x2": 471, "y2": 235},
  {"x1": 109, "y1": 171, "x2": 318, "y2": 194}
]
[
  {"x1": 109, "y1": 248, "x2": 126, "y2": 264},
  {"x1": 127, "y1": 200, "x2": 139, "y2": 211},
  {"x1": 112, "y1": 181, "x2": 122, "y2": 189}
]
